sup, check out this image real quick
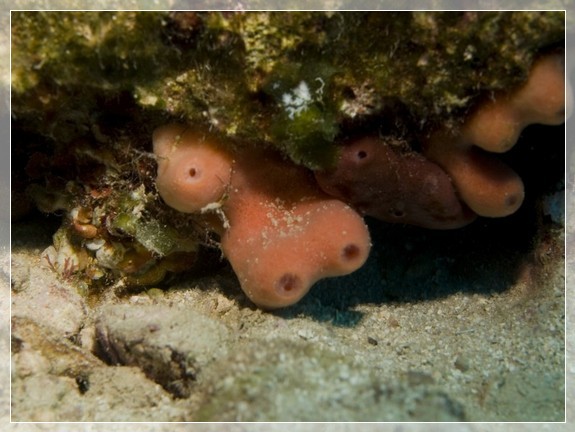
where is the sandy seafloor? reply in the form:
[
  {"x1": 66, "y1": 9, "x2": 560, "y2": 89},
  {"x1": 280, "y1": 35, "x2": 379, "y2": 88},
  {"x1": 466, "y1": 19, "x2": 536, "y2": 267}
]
[
  {"x1": 6, "y1": 202, "x2": 568, "y2": 423},
  {"x1": 2, "y1": 1, "x2": 575, "y2": 431}
]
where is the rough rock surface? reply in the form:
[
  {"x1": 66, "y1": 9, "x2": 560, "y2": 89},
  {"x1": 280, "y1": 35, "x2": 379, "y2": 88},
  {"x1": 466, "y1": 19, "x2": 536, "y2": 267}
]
[
  {"x1": 11, "y1": 316, "x2": 188, "y2": 422},
  {"x1": 11, "y1": 260, "x2": 87, "y2": 338},
  {"x1": 196, "y1": 339, "x2": 465, "y2": 422},
  {"x1": 95, "y1": 303, "x2": 231, "y2": 398}
]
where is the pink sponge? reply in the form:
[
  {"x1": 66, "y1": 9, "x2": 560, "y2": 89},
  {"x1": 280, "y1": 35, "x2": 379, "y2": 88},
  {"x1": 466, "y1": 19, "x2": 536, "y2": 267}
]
[
  {"x1": 221, "y1": 150, "x2": 371, "y2": 308},
  {"x1": 424, "y1": 51, "x2": 565, "y2": 218},
  {"x1": 154, "y1": 124, "x2": 233, "y2": 213},
  {"x1": 314, "y1": 136, "x2": 476, "y2": 229},
  {"x1": 153, "y1": 124, "x2": 371, "y2": 309}
]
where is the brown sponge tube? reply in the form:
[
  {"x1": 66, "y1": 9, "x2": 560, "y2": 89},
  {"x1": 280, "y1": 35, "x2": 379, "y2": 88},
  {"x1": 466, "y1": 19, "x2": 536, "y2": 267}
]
[
  {"x1": 462, "y1": 52, "x2": 565, "y2": 154},
  {"x1": 425, "y1": 133, "x2": 525, "y2": 217},
  {"x1": 314, "y1": 136, "x2": 476, "y2": 229},
  {"x1": 424, "y1": 51, "x2": 564, "y2": 217}
]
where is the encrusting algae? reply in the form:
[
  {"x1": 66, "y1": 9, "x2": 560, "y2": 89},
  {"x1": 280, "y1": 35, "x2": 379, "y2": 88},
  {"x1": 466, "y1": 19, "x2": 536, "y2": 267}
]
[{"x1": 11, "y1": 11, "x2": 565, "y2": 308}]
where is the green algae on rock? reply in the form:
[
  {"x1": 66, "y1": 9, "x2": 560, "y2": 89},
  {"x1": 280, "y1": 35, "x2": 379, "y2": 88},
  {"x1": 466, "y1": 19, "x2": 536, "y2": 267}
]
[{"x1": 12, "y1": 11, "x2": 564, "y2": 164}]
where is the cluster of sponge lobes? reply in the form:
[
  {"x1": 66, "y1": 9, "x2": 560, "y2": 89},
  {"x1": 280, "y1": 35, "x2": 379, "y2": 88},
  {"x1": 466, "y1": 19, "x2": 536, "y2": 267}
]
[
  {"x1": 154, "y1": 125, "x2": 371, "y2": 309},
  {"x1": 153, "y1": 50, "x2": 565, "y2": 309}
]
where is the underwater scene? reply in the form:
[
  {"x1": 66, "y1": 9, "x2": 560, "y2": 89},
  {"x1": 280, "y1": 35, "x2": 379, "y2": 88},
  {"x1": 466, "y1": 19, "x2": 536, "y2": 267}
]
[{"x1": 10, "y1": 9, "x2": 566, "y2": 421}]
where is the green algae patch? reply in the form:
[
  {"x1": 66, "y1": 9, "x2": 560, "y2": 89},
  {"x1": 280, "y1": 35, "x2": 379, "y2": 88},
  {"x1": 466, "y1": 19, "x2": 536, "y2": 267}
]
[{"x1": 12, "y1": 11, "x2": 564, "y2": 165}]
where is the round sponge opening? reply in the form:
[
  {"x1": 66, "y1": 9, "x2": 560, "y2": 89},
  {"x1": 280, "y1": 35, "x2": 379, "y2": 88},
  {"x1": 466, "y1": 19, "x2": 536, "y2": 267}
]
[{"x1": 275, "y1": 273, "x2": 302, "y2": 297}]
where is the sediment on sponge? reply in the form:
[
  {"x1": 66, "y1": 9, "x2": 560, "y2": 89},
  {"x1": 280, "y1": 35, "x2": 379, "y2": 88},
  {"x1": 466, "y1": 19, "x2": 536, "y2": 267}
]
[
  {"x1": 152, "y1": 124, "x2": 371, "y2": 309},
  {"x1": 219, "y1": 149, "x2": 371, "y2": 309}
]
